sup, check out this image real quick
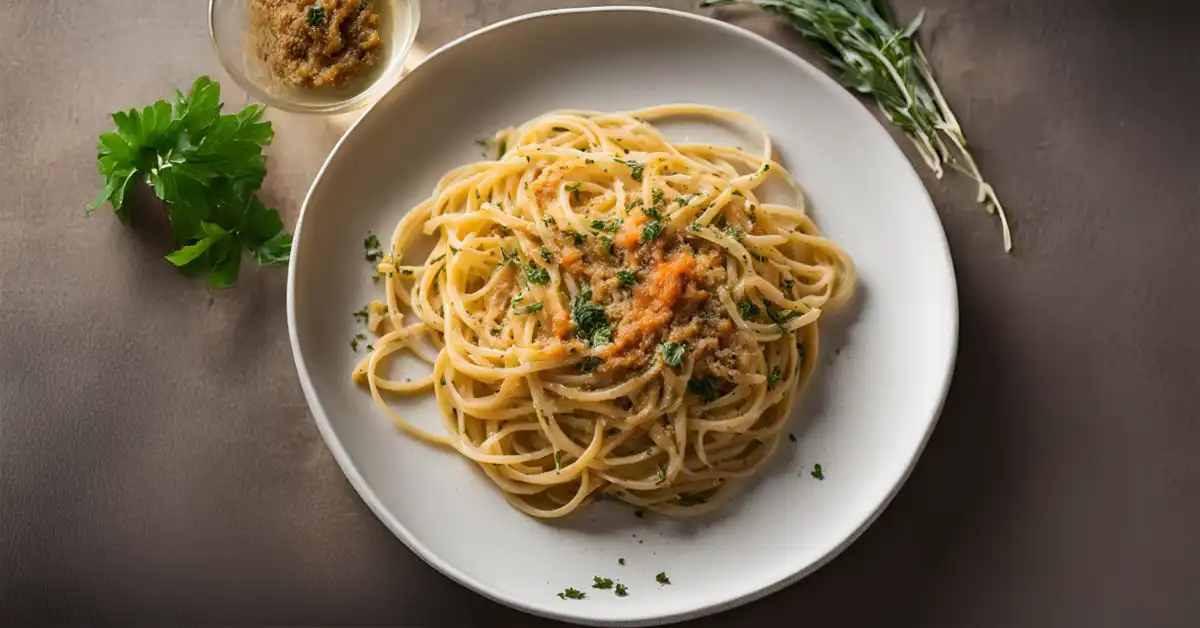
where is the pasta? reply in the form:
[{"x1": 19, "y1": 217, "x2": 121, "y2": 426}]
[{"x1": 352, "y1": 105, "x2": 855, "y2": 518}]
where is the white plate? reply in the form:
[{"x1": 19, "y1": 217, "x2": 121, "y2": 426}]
[{"x1": 288, "y1": 6, "x2": 957, "y2": 626}]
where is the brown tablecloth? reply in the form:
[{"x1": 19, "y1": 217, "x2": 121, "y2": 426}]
[{"x1": 3, "y1": 1, "x2": 1198, "y2": 626}]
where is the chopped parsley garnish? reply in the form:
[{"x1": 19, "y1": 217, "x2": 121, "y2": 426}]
[
  {"x1": 797, "y1": 343, "x2": 806, "y2": 363},
  {"x1": 616, "y1": 269, "x2": 637, "y2": 287},
  {"x1": 748, "y1": 204, "x2": 757, "y2": 222},
  {"x1": 350, "y1": 333, "x2": 367, "y2": 352},
  {"x1": 618, "y1": 558, "x2": 626, "y2": 566},
  {"x1": 500, "y1": 249, "x2": 520, "y2": 267},
  {"x1": 439, "y1": 376, "x2": 446, "y2": 386},
  {"x1": 765, "y1": 304, "x2": 801, "y2": 332},
  {"x1": 585, "y1": 158, "x2": 595, "y2": 165},
  {"x1": 641, "y1": 220, "x2": 664, "y2": 241},
  {"x1": 400, "y1": 269, "x2": 413, "y2": 276},
  {"x1": 737, "y1": 299, "x2": 760, "y2": 320},
  {"x1": 651, "y1": 188, "x2": 665, "y2": 208},
  {"x1": 365, "y1": 343, "x2": 374, "y2": 352},
  {"x1": 767, "y1": 366, "x2": 782, "y2": 389},
  {"x1": 306, "y1": 4, "x2": 325, "y2": 27},
  {"x1": 571, "y1": 283, "x2": 611, "y2": 346},
  {"x1": 364, "y1": 232, "x2": 383, "y2": 263},
  {"x1": 675, "y1": 195, "x2": 691, "y2": 207},
  {"x1": 564, "y1": 182, "x2": 582, "y2": 202},
  {"x1": 655, "y1": 572, "x2": 671, "y2": 585},
  {"x1": 811, "y1": 463, "x2": 825, "y2": 480},
  {"x1": 783, "y1": 278, "x2": 795, "y2": 290},
  {"x1": 687, "y1": 376, "x2": 720, "y2": 402},
  {"x1": 614, "y1": 157, "x2": 645, "y2": 182},
  {"x1": 591, "y1": 217, "x2": 622, "y2": 232},
  {"x1": 565, "y1": 229, "x2": 586, "y2": 245},
  {"x1": 761, "y1": 163, "x2": 771, "y2": 172},
  {"x1": 687, "y1": 222, "x2": 702, "y2": 233},
  {"x1": 353, "y1": 306, "x2": 369, "y2": 324},
  {"x1": 626, "y1": 198, "x2": 643, "y2": 210},
  {"x1": 495, "y1": 225, "x2": 511, "y2": 236},
  {"x1": 496, "y1": 139, "x2": 507, "y2": 159},
  {"x1": 543, "y1": 216, "x2": 556, "y2": 226},
  {"x1": 725, "y1": 225, "x2": 744, "y2": 241},
  {"x1": 633, "y1": 508, "x2": 646, "y2": 518},
  {"x1": 656, "y1": 466, "x2": 666, "y2": 484},
  {"x1": 554, "y1": 450, "x2": 563, "y2": 472},
  {"x1": 659, "y1": 342, "x2": 688, "y2": 367},
  {"x1": 558, "y1": 588, "x2": 586, "y2": 600},
  {"x1": 642, "y1": 205, "x2": 662, "y2": 220},
  {"x1": 513, "y1": 301, "x2": 544, "y2": 314},
  {"x1": 615, "y1": 583, "x2": 629, "y2": 596},
  {"x1": 579, "y1": 356, "x2": 603, "y2": 373},
  {"x1": 599, "y1": 234, "x2": 614, "y2": 254},
  {"x1": 524, "y1": 261, "x2": 550, "y2": 285},
  {"x1": 429, "y1": 254, "x2": 445, "y2": 264},
  {"x1": 540, "y1": 248, "x2": 552, "y2": 262},
  {"x1": 592, "y1": 576, "x2": 614, "y2": 590}
]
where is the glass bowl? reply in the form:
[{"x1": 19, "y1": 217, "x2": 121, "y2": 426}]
[{"x1": 209, "y1": 0, "x2": 421, "y2": 114}]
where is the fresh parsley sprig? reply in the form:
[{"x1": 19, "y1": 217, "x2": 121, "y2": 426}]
[
  {"x1": 87, "y1": 76, "x2": 291, "y2": 287},
  {"x1": 703, "y1": 0, "x2": 1011, "y2": 251}
]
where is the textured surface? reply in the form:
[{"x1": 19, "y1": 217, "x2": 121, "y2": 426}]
[{"x1": 2, "y1": 1, "x2": 1198, "y2": 626}]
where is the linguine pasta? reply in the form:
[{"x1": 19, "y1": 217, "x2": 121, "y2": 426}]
[{"x1": 352, "y1": 105, "x2": 855, "y2": 518}]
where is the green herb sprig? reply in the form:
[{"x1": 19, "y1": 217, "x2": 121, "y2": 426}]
[
  {"x1": 702, "y1": 0, "x2": 1011, "y2": 251},
  {"x1": 88, "y1": 76, "x2": 291, "y2": 287}
]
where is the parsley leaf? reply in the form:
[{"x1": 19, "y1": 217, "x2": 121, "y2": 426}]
[
  {"x1": 687, "y1": 376, "x2": 720, "y2": 402},
  {"x1": 767, "y1": 366, "x2": 782, "y2": 389},
  {"x1": 614, "y1": 157, "x2": 645, "y2": 182},
  {"x1": 737, "y1": 299, "x2": 761, "y2": 320},
  {"x1": 558, "y1": 588, "x2": 586, "y2": 600},
  {"x1": 524, "y1": 261, "x2": 550, "y2": 285},
  {"x1": 500, "y1": 249, "x2": 520, "y2": 267},
  {"x1": 88, "y1": 76, "x2": 290, "y2": 287},
  {"x1": 571, "y1": 283, "x2": 610, "y2": 346},
  {"x1": 513, "y1": 301, "x2": 544, "y2": 315},
  {"x1": 811, "y1": 463, "x2": 825, "y2": 480},
  {"x1": 616, "y1": 269, "x2": 637, "y2": 287},
  {"x1": 592, "y1": 576, "x2": 614, "y2": 590},
  {"x1": 659, "y1": 342, "x2": 688, "y2": 367},
  {"x1": 641, "y1": 220, "x2": 663, "y2": 242},
  {"x1": 564, "y1": 182, "x2": 582, "y2": 202},
  {"x1": 642, "y1": 205, "x2": 662, "y2": 220},
  {"x1": 656, "y1": 572, "x2": 671, "y2": 585},
  {"x1": 615, "y1": 583, "x2": 629, "y2": 596},
  {"x1": 307, "y1": 4, "x2": 325, "y2": 26}
]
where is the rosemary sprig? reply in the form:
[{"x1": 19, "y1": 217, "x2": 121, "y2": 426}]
[{"x1": 703, "y1": 0, "x2": 1012, "y2": 251}]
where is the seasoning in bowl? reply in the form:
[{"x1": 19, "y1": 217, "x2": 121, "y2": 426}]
[{"x1": 250, "y1": 0, "x2": 384, "y2": 89}]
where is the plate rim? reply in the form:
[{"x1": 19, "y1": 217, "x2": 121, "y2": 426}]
[{"x1": 286, "y1": 5, "x2": 960, "y2": 626}]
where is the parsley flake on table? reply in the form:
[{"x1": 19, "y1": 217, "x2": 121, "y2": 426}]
[
  {"x1": 614, "y1": 583, "x2": 629, "y2": 597},
  {"x1": 592, "y1": 576, "x2": 614, "y2": 590},
  {"x1": 656, "y1": 572, "x2": 671, "y2": 585},
  {"x1": 557, "y1": 587, "x2": 586, "y2": 600},
  {"x1": 811, "y1": 463, "x2": 825, "y2": 480},
  {"x1": 87, "y1": 76, "x2": 291, "y2": 287}
]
